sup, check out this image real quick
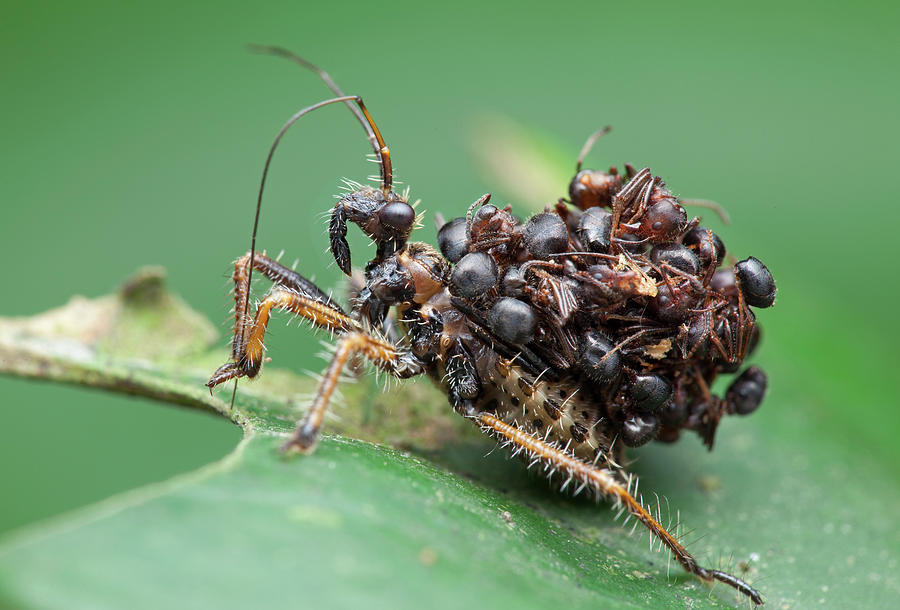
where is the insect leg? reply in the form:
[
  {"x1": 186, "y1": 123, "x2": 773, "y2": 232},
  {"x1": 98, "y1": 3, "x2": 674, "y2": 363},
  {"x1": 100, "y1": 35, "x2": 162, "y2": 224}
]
[
  {"x1": 207, "y1": 286, "x2": 359, "y2": 389},
  {"x1": 231, "y1": 251, "x2": 347, "y2": 361},
  {"x1": 282, "y1": 331, "x2": 423, "y2": 454},
  {"x1": 476, "y1": 413, "x2": 764, "y2": 606}
]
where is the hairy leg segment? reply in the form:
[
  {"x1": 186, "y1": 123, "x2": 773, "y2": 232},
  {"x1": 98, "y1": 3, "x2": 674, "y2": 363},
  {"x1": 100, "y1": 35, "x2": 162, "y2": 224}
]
[
  {"x1": 476, "y1": 413, "x2": 764, "y2": 606},
  {"x1": 207, "y1": 253, "x2": 423, "y2": 453}
]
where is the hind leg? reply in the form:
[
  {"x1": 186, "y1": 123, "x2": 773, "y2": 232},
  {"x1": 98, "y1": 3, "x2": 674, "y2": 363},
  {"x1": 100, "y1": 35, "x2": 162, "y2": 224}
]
[
  {"x1": 282, "y1": 331, "x2": 423, "y2": 453},
  {"x1": 476, "y1": 413, "x2": 764, "y2": 606}
]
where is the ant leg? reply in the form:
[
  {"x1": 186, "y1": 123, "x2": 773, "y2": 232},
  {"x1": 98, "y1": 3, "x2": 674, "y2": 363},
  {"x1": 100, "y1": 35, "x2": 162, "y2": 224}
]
[
  {"x1": 615, "y1": 167, "x2": 651, "y2": 208},
  {"x1": 626, "y1": 175, "x2": 657, "y2": 224},
  {"x1": 476, "y1": 413, "x2": 764, "y2": 607},
  {"x1": 282, "y1": 331, "x2": 423, "y2": 454},
  {"x1": 207, "y1": 286, "x2": 360, "y2": 388},
  {"x1": 611, "y1": 167, "x2": 651, "y2": 241}
]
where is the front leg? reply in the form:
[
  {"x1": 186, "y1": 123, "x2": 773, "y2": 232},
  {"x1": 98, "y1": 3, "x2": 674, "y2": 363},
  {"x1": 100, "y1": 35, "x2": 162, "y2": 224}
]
[
  {"x1": 208, "y1": 252, "x2": 360, "y2": 389},
  {"x1": 207, "y1": 286, "x2": 360, "y2": 388},
  {"x1": 230, "y1": 252, "x2": 347, "y2": 362}
]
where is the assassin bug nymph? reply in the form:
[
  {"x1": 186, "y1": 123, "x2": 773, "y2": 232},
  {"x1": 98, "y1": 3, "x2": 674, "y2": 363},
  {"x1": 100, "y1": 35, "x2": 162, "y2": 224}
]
[{"x1": 208, "y1": 47, "x2": 775, "y2": 606}]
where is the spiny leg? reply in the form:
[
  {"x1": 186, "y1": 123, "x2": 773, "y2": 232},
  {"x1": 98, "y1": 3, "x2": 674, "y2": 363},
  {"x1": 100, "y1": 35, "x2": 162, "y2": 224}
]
[
  {"x1": 230, "y1": 252, "x2": 346, "y2": 360},
  {"x1": 282, "y1": 331, "x2": 423, "y2": 454},
  {"x1": 208, "y1": 286, "x2": 359, "y2": 389},
  {"x1": 476, "y1": 413, "x2": 764, "y2": 607},
  {"x1": 611, "y1": 167, "x2": 651, "y2": 241}
]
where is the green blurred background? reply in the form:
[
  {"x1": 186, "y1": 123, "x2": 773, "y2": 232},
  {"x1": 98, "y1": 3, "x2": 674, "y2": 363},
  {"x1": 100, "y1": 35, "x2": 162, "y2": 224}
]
[{"x1": 1, "y1": 0, "x2": 898, "y2": 540}]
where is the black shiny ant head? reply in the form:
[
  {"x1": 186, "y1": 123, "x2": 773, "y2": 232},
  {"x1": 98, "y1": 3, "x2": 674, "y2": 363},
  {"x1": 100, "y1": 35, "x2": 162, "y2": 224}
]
[
  {"x1": 735, "y1": 256, "x2": 776, "y2": 308},
  {"x1": 437, "y1": 217, "x2": 469, "y2": 263},
  {"x1": 470, "y1": 203, "x2": 501, "y2": 238},
  {"x1": 449, "y1": 252, "x2": 498, "y2": 298},
  {"x1": 651, "y1": 281, "x2": 701, "y2": 322},
  {"x1": 468, "y1": 201, "x2": 520, "y2": 251},
  {"x1": 630, "y1": 374, "x2": 673, "y2": 414},
  {"x1": 683, "y1": 226, "x2": 726, "y2": 270},
  {"x1": 577, "y1": 332, "x2": 621, "y2": 383},
  {"x1": 500, "y1": 266, "x2": 526, "y2": 297},
  {"x1": 709, "y1": 267, "x2": 737, "y2": 298},
  {"x1": 488, "y1": 297, "x2": 537, "y2": 344},
  {"x1": 650, "y1": 243, "x2": 700, "y2": 276},
  {"x1": 330, "y1": 187, "x2": 415, "y2": 275},
  {"x1": 626, "y1": 198, "x2": 688, "y2": 244},
  {"x1": 577, "y1": 207, "x2": 613, "y2": 253},
  {"x1": 522, "y1": 212, "x2": 569, "y2": 259},
  {"x1": 725, "y1": 365, "x2": 768, "y2": 415}
]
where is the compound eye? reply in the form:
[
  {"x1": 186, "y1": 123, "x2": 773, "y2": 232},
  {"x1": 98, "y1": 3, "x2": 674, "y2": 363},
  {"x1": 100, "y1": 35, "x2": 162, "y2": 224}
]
[
  {"x1": 621, "y1": 414, "x2": 660, "y2": 447},
  {"x1": 488, "y1": 297, "x2": 537, "y2": 345},
  {"x1": 735, "y1": 256, "x2": 776, "y2": 308},
  {"x1": 726, "y1": 366, "x2": 768, "y2": 415},
  {"x1": 379, "y1": 201, "x2": 416, "y2": 232},
  {"x1": 437, "y1": 217, "x2": 469, "y2": 263},
  {"x1": 523, "y1": 213, "x2": 569, "y2": 259},
  {"x1": 449, "y1": 252, "x2": 498, "y2": 298},
  {"x1": 640, "y1": 199, "x2": 687, "y2": 243}
]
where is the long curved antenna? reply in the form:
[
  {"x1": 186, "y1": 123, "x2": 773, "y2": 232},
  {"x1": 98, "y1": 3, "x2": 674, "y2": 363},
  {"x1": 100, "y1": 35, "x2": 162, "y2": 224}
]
[
  {"x1": 232, "y1": 94, "x2": 378, "y2": 408},
  {"x1": 575, "y1": 126, "x2": 613, "y2": 172},
  {"x1": 247, "y1": 44, "x2": 392, "y2": 194},
  {"x1": 678, "y1": 198, "x2": 731, "y2": 225}
]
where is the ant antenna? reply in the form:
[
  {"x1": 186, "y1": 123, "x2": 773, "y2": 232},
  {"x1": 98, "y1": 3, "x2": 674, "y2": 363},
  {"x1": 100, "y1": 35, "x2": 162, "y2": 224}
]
[
  {"x1": 575, "y1": 126, "x2": 612, "y2": 172},
  {"x1": 232, "y1": 94, "x2": 383, "y2": 409},
  {"x1": 247, "y1": 44, "x2": 392, "y2": 194},
  {"x1": 678, "y1": 198, "x2": 731, "y2": 225}
]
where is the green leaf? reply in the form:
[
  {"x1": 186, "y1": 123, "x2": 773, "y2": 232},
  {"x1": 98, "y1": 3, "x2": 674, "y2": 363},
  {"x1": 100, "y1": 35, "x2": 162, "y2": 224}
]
[{"x1": 0, "y1": 264, "x2": 897, "y2": 609}]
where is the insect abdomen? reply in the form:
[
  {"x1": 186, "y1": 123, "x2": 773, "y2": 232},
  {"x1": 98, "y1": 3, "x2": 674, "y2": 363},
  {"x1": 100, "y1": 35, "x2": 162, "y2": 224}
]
[{"x1": 478, "y1": 355, "x2": 618, "y2": 465}]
